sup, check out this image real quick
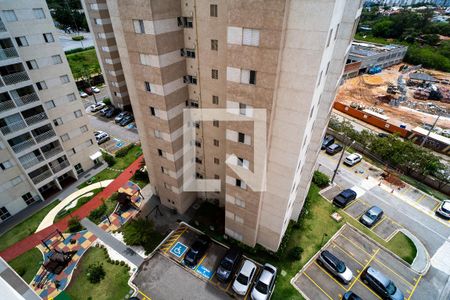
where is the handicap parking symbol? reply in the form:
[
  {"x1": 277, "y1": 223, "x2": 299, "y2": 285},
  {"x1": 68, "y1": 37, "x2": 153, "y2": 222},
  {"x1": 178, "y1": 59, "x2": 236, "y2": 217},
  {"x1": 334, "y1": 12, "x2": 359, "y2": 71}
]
[
  {"x1": 170, "y1": 242, "x2": 187, "y2": 258},
  {"x1": 196, "y1": 265, "x2": 213, "y2": 279}
]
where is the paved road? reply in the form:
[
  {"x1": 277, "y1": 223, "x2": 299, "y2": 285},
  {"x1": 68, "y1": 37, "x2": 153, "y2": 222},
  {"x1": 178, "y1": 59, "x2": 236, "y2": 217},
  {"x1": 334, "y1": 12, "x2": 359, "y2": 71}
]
[
  {"x1": 59, "y1": 31, "x2": 94, "y2": 51},
  {"x1": 318, "y1": 151, "x2": 450, "y2": 300}
]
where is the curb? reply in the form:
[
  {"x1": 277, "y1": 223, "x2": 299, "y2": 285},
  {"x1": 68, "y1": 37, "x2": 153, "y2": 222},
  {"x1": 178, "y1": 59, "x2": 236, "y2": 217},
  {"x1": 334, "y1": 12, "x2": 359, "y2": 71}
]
[{"x1": 399, "y1": 228, "x2": 431, "y2": 275}]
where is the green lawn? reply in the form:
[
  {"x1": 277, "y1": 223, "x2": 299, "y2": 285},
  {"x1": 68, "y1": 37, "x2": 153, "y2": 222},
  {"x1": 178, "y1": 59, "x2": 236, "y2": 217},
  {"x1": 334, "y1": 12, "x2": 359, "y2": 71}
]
[
  {"x1": 0, "y1": 200, "x2": 60, "y2": 252},
  {"x1": 54, "y1": 189, "x2": 103, "y2": 223},
  {"x1": 78, "y1": 145, "x2": 142, "y2": 189},
  {"x1": 9, "y1": 248, "x2": 43, "y2": 283},
  {"x1": 66, "y1": 48, "x2": 100, "y2": 80},
  {"x1": 65, "y1": 246, "x2": 131, "y2": 300}
]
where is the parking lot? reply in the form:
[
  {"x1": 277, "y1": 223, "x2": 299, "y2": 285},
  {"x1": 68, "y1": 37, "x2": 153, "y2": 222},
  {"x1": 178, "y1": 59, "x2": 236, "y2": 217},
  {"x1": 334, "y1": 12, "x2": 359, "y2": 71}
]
[
  {"x1": 321, "y1": 185, "x2": 402, "y2": 242},
  {"x1": 292, "y1": 225, "x2": 421, "y2": 300},
  {"x1": 132, "y1": 223, "x2": 264, "y2": 300}
]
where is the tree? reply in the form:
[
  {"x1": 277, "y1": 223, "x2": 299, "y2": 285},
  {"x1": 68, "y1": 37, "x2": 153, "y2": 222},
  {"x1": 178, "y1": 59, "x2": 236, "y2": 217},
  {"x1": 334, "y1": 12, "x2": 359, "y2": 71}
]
[
  {"x1": 86, "y1": 263, "x2": 105, "y2": 284},
  {"x1": 122, "y1": 219, "x2": 159, "y2": 253}
]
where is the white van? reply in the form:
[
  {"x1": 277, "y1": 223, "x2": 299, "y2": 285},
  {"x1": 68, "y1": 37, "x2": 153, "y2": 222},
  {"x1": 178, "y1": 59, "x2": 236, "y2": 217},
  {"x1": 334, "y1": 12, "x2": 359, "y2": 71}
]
[{"x1": 344, "y1": 153, "x2": 362, "y2": 166}]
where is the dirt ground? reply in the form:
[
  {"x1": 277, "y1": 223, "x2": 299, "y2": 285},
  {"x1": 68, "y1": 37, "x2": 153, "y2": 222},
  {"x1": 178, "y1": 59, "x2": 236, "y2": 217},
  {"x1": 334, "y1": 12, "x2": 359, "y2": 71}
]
[{"x1": 336, "y1": 64, "x2": 450, "y2": 129}]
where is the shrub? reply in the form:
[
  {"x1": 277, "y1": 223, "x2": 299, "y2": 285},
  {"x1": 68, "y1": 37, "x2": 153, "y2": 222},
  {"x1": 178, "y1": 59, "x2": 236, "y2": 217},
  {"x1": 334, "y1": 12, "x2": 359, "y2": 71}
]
[
  {"x1": 67, "y1": 216, "x2": 82, "y2": 232},
  {"x1": 289, "y1": 246, "x2": 303, "y2": 261},
  {"x1": 86, "y1": 263, "x2": 105, "y2": 284},
  {"x1": 312, "y1": 170, "x2": 329, "y2": 188},
  {"x1": 71, "y1": 35, "x2": 85, "y2": 41},
  {"x1": 102, "y1": 152, "x2": 116, "y2": 167},
  {"x1": 88, "y1": 203, "x2": 107, "y2": 223},
  {"x1": 102, "y1": 98, "x2": 111, "y2": 106},
  {"x1": 122, "y1": 219, "x2": 161, "y2": 253},
  {"x1": 119, "y1": 261, "x2": 125, "y2": 266},
  {"x1": 132, "y1": 169, "x2": 149, "y2": 183},
  {"x1": 64, "y1": 46, "x2": 95, "y2": 55},
  {"x1": 115, "y1": 144, "x2": 134, "y2": 158}
]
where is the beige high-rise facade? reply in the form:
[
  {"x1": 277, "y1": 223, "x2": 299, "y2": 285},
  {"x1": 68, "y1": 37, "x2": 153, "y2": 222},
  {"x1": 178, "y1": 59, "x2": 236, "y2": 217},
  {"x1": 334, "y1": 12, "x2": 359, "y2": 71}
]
[
  {"x1": 85, "y1": 0, "x2": 362, "y2": 251},
  {"x1": 0, "y1": 0, "x2": 100, "y2": 223}
]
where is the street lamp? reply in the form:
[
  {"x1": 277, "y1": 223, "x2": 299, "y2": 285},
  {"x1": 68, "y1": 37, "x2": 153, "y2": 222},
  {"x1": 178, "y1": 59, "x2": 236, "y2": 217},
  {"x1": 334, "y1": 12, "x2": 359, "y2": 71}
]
[{"x1": 331, "y1": 140, "x2": 355, "y2": 184}]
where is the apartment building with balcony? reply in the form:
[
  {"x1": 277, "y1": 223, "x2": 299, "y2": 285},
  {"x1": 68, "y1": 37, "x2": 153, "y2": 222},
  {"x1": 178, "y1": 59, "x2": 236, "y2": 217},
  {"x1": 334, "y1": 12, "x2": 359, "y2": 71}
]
[
  {"x1": 0, "y1": 0, "x2": 100, "y2": 223},
  {"x1": 81, "y1": 0, "x2": 131, "y2": 110},
  {"x1": 85, "y1": 0, "x2": 362, "y2": 251}
]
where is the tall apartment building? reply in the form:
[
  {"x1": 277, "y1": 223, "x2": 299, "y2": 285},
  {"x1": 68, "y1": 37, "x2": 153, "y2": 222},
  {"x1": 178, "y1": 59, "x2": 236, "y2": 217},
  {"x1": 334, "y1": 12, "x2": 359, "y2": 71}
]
[
  {"x1": 84, "y1": 0, "x2": 362, "y2": 251},
  {"x1": 0, "y1": 0, "x2": 100, "y2": 223},
  {"x1": 82, "y1": 1, "x2": 131, "y2": 110}
]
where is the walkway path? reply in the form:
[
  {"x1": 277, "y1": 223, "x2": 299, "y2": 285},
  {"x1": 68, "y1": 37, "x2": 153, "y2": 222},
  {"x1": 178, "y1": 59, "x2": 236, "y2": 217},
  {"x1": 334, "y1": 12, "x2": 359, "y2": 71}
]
[
  {"x1": 0, "y1": 156, "x2": 143, "y2": 262},
  {"x1": 35, "y1": 180, "x2": 114, "y2": 232}
]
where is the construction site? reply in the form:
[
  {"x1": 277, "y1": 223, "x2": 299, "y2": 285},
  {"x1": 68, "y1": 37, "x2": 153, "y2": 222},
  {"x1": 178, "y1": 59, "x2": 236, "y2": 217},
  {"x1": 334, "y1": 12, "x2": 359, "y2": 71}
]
[{"x1": 336, "y1": 64, "x2": 450, "y2": 135}]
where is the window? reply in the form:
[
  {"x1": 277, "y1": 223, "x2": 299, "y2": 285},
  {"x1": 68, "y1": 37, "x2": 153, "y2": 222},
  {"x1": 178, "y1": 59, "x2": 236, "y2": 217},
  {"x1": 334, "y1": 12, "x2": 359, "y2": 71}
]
[
  {"x1": 236, "y1": 179, "x2": 242, "y2": 188},
  {"x1": 157, "y1": 149, "x2": 163, "y2": 156},
  {"x1": 43, "y1": 33, "x2": 55, "y2": 43},
  {"x1": 26, "y1": 60, "x2": 39, "y2": 70},
  {"x1": 22, "y1": 193, "x2": 36, "y2": 205},
  {"x1": 326, "y1": 28, "x2": 333, "y2": 47},
  {"x1": 74, "y1": 163, "x2": 83, "y2": 175},
  {"x1": 240, "y1": 69, "x2": 256, "y2": 85},
  {"x1": 235, "y1": 215, "x2": 244, "y2": 224},
  {"x1": 183, "y1": 75, "x2": 197, "y2": 85},
  {"x1": 177, "y1": 17, "x2": 193, "y2": 28},
  {"x1": 214, "y1": 158, "x2": 220, "y2": 164},
  {"x1": 45, "y1": 100, "x2": 55, "y2": 109},
  {"x1": 67, "y1": 93, "x2": 76, "y2": 102},
  {"x1": 0, "y1": 160, "x2": 12, "y2": 170},
  {"x1": 60, "y1": 75, "x2": 70, "y2": 84},
  {"x1": 195, "y1": 140, "x2": 201, "y2": 148},
  {"x1": 68, "y1": 148, "x2": 76, "y2": 156},
  {"x1": 11, "y1": 176, "x2": 22, "y2": 186},
  {"x1": 154, "y1": 129, "x2": 161, "y2": 139},
  {"x1": 149, "y1": 106, "x2": 156, "y2": 116},
  {"x1": 213, "y1": 139, "x2": 219, "y2": 146},
  {"x1": 210, "y1": 4, "x2": 218, "y2": 17},
  {"x1": 214, "y1": 174, "x2": 220, "y2": 179},
  {"x1": 242, "y1": 28, "x2": 260, "y2": 46},
  {"x1": 239, "y1": 103, "x2": 247, "y2": 115},
  {"x1": 212, "y1": 95, "x2": 219, "y2": 105},
  {"x1": 52, "y1": 55, "x2": 62, "y2": 64},
  {"x1": 213, "y1": 120, "x2": 219, "y2": 127},
  {"x1": 15, "y1": 36, "x2": 28, "y2": 47},
  {"x1": 196, "y1": 157, "x2": 202, "y2": 164},
  {"x1": 61, "y1": 133, "x2": 70, "y2": 142},
  {"x1": 80, "y1": 125, "x2": 88, "y2": 133},
  {"x1": 33, "y1": 8, "x2": 45, "y2": 19},
  {"x1": 211, "y1": 39, "x2": 218, "y2": 51},
  {"x1": 0, "y1": 207, "x2": 11, "y2": 221},
  {"x1": 325, "y1": 61, "x2": 330, "y2": 75},
  {"x1": 317, "y1": 70, "x2": 323, "y2": 86},
  {"x1": 36, "y1": 81, "x2": 47, "y2": 90},
  {"x1": 309, "y1": 105, "x2": 315, "y2": 119},
  {"x1": 180, "y1": 48, "x2": 195, "y2": 58},
  {"x1": 145, "y1": 81, "x2": 151, "y2": 92},
  {"x1": 238, "y1": 132, "x2": 245, "y2": 143},
  {"x1": 53, "y1": 117, "x2": 63, "y2": 126},
  {"x1": 133, "y1": 19, "x2": 145, "y2": 33},
  {"x1": 3, "y1": 10, "x2": 17, "y2": 22},
  {"x1": 335, "y1": 23, "x2": 340, "y2": 40},
  {"x1": 212, "y1": 69, "x2": 218, "y2": 79},
  {"x1": 74, "y1": 110, "x2": 82, "y2": 118},
  {"x1": 235, "y1": 197, "x2": 245, "y2": 208}
]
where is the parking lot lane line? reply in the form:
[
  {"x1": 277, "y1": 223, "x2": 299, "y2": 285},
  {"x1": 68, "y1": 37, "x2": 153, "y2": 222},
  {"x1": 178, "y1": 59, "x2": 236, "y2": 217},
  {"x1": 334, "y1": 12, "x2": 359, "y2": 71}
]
[
  {"x1": 195, "y1": 254, "x2": 208, "y2": 271},
  {"x1": 340, "y1": 234, "x2": 374, "y2": 256},
  {"x1": 331, "y1": 242, "x2": 364, "y2": 267},
  {"x1": 358, "y1": 279, "x2": 383, "y2": 300},
  {"x1": 313, "y1": 261, "x2": 348, "y2": 290},
  {"x1": 432, "y1": 202, "x2": 440, "y2": 211},
  {"x1": 370, "y1": 216, "x2": 386, "y2": 231},
  {"x1": 348, "y1": 249, "x2": 379, "y2": 291},
  {"x1": 344, "y1": 199, "x2": 360, "y2": 210},
  {"x1": 373, "y1": 258, "x2": 415, "y2": 287},
  {"x1": 164, "y1": 227, "x2": 187, "y2": 253},
  {"x1": 138, "y1": 290, "x2": 152, "y2": 300},
  {"x1": 415, "y1": 194, "x2": 426, "y2": 203},
  {"x1": 303, "y1": 272, "x2": 334, "y2": 300}
]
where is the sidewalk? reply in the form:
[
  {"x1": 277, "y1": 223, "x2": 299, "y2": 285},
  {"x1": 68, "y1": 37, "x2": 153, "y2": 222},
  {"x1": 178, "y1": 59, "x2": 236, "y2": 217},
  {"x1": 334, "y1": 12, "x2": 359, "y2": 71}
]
[{"x1": 0, "y1": 156, "x2": 143, "y2": 262}]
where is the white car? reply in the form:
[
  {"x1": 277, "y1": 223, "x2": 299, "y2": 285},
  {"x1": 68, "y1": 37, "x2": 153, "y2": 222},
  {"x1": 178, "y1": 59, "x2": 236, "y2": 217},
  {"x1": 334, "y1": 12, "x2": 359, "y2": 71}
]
[
  {"x1": 344, "y1": 153, "x2": 362, "y2": 166},
  {"x1": 95, "y1": 131, "x2": 110, "y2": 144},
  {"x1": 91, "y1": 86, "x2": 100, "y2": 93},
  {"x1": 89, "y1": 102, "x2": 106, "y2": 112},
  {"x1": 79, "y1": 90, "x2": 88, "y2": 98},
  {"x1": 251, "y1": 263, "x2": 277, "y2": 300},
  {"x1": 232, "y1": 259, "x2": 256, "y2": 296}
]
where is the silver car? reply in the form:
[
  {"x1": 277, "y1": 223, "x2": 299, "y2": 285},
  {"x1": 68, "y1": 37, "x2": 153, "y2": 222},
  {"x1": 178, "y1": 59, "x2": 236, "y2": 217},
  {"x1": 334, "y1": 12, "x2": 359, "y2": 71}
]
[
  {"x1": 317, "y1": 250, "x2": 353, "y2": 284},
  {"x1": 436, "y1": 200, "x2": 450, "y2": 220}
]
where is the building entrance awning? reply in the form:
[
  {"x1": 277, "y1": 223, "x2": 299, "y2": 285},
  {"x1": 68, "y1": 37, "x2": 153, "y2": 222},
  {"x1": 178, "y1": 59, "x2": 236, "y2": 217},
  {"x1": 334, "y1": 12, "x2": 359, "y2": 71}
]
[{"x1": 89, "y1": 151, "x2": 102, "y2": 160}]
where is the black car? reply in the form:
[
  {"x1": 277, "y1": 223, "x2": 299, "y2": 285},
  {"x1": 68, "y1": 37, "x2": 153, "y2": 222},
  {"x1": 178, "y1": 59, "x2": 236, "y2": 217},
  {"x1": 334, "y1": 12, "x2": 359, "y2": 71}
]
[
  {"x1": 183, "y1": 235, "x2": 211, "y2": 268},
  {"x1": 333, "y1": 189, "x2": 357, "y2": 208},
  {"x1": 322, "y1": 135, "x2": 335, "y2": 149},
  {"x1": 342, "y1": 291, "x2": 362, "y2": 300},
  {"x1": 105, "y1": 107, "x2": 121, "y2": 118},
  {"x1": 216, "y1": 247, "x2": 242, "y2": 282},
  {"x1": 119, "y1": 115, "x2": 134, "y2": 126},
  {"x1": 326, "y1": 143, "x2": 343, "y2": 155}
]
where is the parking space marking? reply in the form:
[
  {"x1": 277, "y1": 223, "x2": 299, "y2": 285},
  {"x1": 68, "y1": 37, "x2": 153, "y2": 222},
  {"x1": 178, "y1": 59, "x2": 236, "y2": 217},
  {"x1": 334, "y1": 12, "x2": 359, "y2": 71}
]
[
  {"x1": 348, "y1": 249, "x2": 379, "y2": 291},
  {"x1": 373, "y1": 257, "x2": 415, "y2": 287},
  {"x1": 303, "y1": 273, "x2": 334, "y2": 300},
  {"x1": 163, "y1": 227, "x2": 187, "y2": 253},
  {"x1": 358, "y1": 280, "x2": 382, "y2": 300},
  {"x1": 313, "y1": 261, "x2": 348, "y2": 290},
  {"x1": 416, "y1": 194, "x2": 426, "y2": 204},
  {"x1": 407, "y1": 275, "x2": 422, "y2": 300},
  {"x1": 331, "y1": 243, "x2": 364, "y2": 268},
  {"x1": 370, "y1": 216, "x2": 386, "y2": 230},
  {"x1": 138, "y1": 289, "x2": 152, "y2": 300},
  {"x1": 340, "y1": 233, "x2": 375, "y2": 257}
]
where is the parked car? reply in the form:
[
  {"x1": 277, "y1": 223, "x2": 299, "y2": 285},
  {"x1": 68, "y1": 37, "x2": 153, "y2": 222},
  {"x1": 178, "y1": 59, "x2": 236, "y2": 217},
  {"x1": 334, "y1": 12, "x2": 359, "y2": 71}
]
[
  {"x1": 362, "y1": 267, "x2": 404, "y2": 300},
  {"x1": 94, "y1": 130, "x2": 102, "y2": 137},
  {"x1": 435, "y1": 200, "x2": 450, "y2": 220},
  {"x1": 333, "y1": 189, "x2": 357, "y2": 208},
  {"x1": 183, "y1": 235, "x2": 211, "y2": 268},
  {"x1": 79, "y1": 90, "x2": 88, "y2": 98},
  {"x1": 84, "y1": 87, "x2": 93, "y2": 95},
  {"x1": 342, "y1": 291, "x2": 362, "y2": 300},
  {"x1": 105, "y1": 107, "x2": 121, "y2": 118},
  {"x1": 378, "y1": 132, "x2": 390, "y2": 138},
  {"x1": 322, "y1": 135, "x2": 335, "y2": 150},
  {"x1": 251, "y1": 263, "x2": 277, "y2": 300},
  {"x1": 317, "y1": 250, "x2": 353, "y2": 284},
  {"x1": 119, "y1": 115, "x2": 134, "y2": 126},
  {"x1": 216, "y1": 247, "x2": 242, "y2": 283},
  {"x1": 89, "y1": 102, "x2": 106, "y2": 112},
  {"x1": 344, "y1": 153, "x2": 362, "y2": 166},
  {"x1": 91, "y1": 86, "x2": 100, "y2": 93},
  {"x1": 115, "y1": 111, "x2": 131, "y2": 123},
  {"x1": 95, "y1": 131, "x2": 110, "y2": 144},
  {"x1": 326, "y1": 143, "x2": 343, "y2": 155},
  {"x1": 360, "y1": 206, "x2": 384, "y2": 227},
  {"x1": 233, "y1": 259, "x2": 257, "y2": 296}
]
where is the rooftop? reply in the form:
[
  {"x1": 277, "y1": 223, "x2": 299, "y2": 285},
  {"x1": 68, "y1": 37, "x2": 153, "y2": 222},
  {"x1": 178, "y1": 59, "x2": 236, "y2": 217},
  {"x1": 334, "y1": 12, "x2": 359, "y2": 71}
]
[{"x1": 350, "y1": 41, "x2": 407, "y2": 58}]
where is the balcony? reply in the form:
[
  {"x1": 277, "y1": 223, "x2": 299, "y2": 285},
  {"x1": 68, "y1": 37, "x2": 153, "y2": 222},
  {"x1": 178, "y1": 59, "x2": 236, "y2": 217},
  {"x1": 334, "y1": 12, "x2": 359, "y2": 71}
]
[
  {"x1": 2, "y1": 71, "x2": 30, "y2": 85},
  {"x1": 0, "y1": 19, "x2": 5, "y2": 32},
  {"x1": 20, "y1": 155, "x2": 45, "y2": 169},
  {"x1": 0, "y1": 99, "x2": 15, "y2": 112},
  {"x1": 24, "y1": 112, "x2": 47, "y2": 126},
  {"x1": 30, "y1": 170, "x2": 53, "y2": 184},
  {"x1": 0, "y1": 47, "x2": 18, "y2": 61},
  {"x1": 11, "y1": 138, "x2": 36, "y2": 153},
  {"x1": 42, "y1": 146, "x2": 63, "y2": 159},
  {"x1": 50, "y1": 160, "x2": 70, "y2": 173},
  {"x1": 34, "y1": 129, "x2": 56, "y2": 143},
  {"x1": 0, "y1": 120, "x2": 27, "y2": 135},
  {"x1": 13, "y1": 92, "x2": 39, "y2": 106}
]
